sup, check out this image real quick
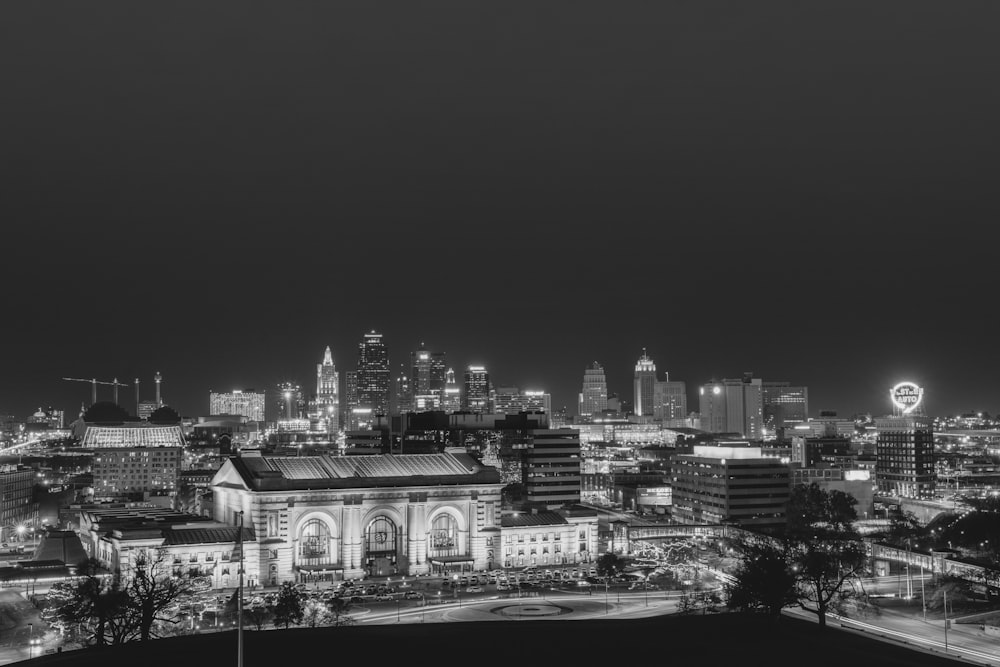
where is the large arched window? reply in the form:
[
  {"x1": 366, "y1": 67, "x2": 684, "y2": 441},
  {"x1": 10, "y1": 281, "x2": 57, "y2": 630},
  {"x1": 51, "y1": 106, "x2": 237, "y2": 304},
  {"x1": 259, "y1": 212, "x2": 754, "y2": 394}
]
[
  {"x1": 299, "y1": 519, "x2": 332, "y2": 566},
  {"x1": 429, "y1": 513, "x2": 458, "y2": 558},
  {"x1": 365, "y1": 516, "x2": 397, "y2": 555}
]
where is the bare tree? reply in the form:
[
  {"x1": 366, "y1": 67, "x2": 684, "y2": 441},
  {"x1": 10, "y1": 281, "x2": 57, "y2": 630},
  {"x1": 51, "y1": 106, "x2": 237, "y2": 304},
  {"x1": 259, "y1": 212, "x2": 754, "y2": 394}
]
[
  {"x1": 125, "y1": 549, "x2": 196, "y2": 641},
  {"x1": 51, "y1": 558, "x2": 129, "y2": 648}
]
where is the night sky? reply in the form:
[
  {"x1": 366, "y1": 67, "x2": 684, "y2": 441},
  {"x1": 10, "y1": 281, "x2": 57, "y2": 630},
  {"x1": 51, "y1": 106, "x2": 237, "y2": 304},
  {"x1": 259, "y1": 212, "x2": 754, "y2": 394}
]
[{"x1": 3, "y1": 0, "x2": 1000, "y2": 421}]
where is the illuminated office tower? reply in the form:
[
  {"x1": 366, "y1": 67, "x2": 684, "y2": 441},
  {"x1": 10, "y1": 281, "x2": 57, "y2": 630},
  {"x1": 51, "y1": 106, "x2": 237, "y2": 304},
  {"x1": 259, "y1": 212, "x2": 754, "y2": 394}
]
[
  {"x1": 698, "y1": 374, "x2": 764, "y2": 439},
  {"x1": 344, "y1": 371, "x2": 359, "y2": 428},
  {"x1": 410, "y1": 344, "x2": 446, "y2": 411},
  {"x1": 356, "y1": 330, "x2": 390, "y2": 417},
  {"x1": 493, "y1": 387, "x2": 551, "y2": 415},
  {"x1": 210, "y1": 390, "x2": 266, "y2": 422},
  {"x1": 762, "y1": 382, "x2": 809, "y2": 429},
  {"x1": 876, "y1": 414, "x2": 934, "y2": 499},
  {"x1": 653, "y1": 380, "x2": 687, "y2": 422},
  {"x1": 525, "y1": 428, "x2": 582, "y2": 509},
  {"x1": 579, "y1": 362, "x2": 608, "y2": 420},
  {"x1": 394, "y1": 366, "x2": 413, "y2": 414},
  {"x1": 316, "y1": 346, "x2": 339, "y2": 432},
  {"x1": 672, "y1": 445, "x2": 790, "y2": 532},
  {"x1": 463, "y1": 365, "x2": 491, "y2": 413},
  {"x1": 441, "y1": 368, "x2": 462, "y2": 413},
  {"x1": 276, "y1": 382, "x2": 303, "y2": 420},
  {"x1": 633, "y1": 350, "x2": 657, "y2": 417}
]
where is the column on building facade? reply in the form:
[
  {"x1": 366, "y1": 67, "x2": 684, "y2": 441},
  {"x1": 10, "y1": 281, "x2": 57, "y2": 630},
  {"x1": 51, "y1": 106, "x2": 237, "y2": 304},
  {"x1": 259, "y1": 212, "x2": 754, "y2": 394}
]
[
  {"x1": 406, "y1": 500, "x2": 428, "y2": 573},
  {"x1": 344, "y1": 504, "x2": 363, "y2": 571}
]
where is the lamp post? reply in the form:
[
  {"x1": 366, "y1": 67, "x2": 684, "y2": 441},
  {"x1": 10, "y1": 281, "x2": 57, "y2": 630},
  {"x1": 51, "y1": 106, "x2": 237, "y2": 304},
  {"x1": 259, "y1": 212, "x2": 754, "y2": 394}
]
[
  {"x1": 27, "y1": 623, "x2": 33, "y2": 660},
  {"x1": 237, "y1": 511, "x2": 244, "y2": 667},
  {"x1": 920, "y1": 562, "x2": 927, "y2": 621},
  {"x1": 943, "y1": 590, "x2": 949, "y2": 652},
  {"x1": 604, "y1": 577, "x2": 609, "y2": 615}
]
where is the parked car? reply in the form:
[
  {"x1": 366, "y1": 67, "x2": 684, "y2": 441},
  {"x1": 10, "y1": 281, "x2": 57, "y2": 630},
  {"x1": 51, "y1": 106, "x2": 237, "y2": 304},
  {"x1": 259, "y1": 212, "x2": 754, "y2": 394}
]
[
  {"x1": 349, "y1": 595, "x2": 365, "y2": 603},
  {"x1": 403, "y1": 591, "x2": 422, "y2": 600},
  {"x1": 496, "y1": 583, "x2": 511, "y2": 591},
  {"x1": 465, "y1": 586, "x2": 484, "y2": 594},
  {"x1": 374, "y1": 593, "x2": 394, "y2": 602}
]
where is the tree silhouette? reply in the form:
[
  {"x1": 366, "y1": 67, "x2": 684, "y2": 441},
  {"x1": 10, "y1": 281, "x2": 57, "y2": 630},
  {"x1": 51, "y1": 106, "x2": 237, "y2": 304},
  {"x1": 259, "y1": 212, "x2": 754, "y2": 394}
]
[
  {"x1": 82, "y1": 402, "x2": 130, "y2": 425},
  {"x1": 725, "y1": 540, "x2": 797, "y2": 619},
  {"x1": 272, "y1": 583, "x2": 304, "y2": 628},
  {"x1": 125, "y1": 550, "x2": 194, "y2": 641},
  {"x1": 596, "y1": 553, "x2": 625, "y2": 579},
  {"x1": 148, "y1": 406, "x2": 181, "y2": 424},
  {"x1": 785, "y1": 485, "x2": 867, "y2": 629}
]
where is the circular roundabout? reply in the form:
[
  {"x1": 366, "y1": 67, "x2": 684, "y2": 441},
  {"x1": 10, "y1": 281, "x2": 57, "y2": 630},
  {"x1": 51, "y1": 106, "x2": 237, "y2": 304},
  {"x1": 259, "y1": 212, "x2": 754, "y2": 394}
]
[{"x1": 489, "y1": 602, "x2": 572, "y2": 618}]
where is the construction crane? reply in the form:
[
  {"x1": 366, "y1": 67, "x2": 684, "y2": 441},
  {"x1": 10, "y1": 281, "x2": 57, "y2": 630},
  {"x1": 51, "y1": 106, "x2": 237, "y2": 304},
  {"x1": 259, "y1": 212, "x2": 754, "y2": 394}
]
[{"x1": 62, "y1": 377, "x2": 129, "y2": 405}]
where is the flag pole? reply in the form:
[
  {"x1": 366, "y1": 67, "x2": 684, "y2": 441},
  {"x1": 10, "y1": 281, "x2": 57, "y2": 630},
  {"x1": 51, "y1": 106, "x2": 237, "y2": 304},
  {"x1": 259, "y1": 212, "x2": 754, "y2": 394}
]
[{"x1": 237, "y1": 510, "x2": 244, "y2": 667}]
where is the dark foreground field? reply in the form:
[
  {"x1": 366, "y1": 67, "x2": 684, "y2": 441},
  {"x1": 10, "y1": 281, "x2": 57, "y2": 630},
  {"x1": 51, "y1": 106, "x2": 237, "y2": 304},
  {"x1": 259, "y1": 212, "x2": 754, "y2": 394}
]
[{"x1": 24, "y1": 614, "x2": 963, "y2": 667}]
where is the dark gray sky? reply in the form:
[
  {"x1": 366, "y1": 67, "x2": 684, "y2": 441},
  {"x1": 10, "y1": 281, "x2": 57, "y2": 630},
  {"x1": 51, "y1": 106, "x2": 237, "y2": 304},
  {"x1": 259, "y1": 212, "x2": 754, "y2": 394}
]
[{"x1": 2, "y1": 0, "x2": 999, "y2": 420}]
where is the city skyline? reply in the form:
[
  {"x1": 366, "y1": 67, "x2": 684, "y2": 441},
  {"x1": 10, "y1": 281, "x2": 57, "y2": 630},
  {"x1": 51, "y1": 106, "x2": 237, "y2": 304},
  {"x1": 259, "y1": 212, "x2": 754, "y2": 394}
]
[
  {"x1": 4, "y1": 0, "x2": 1000, "y2": 420},
  {"x1": 0, "y1": 335, "x2": 969, "y2": 423}
]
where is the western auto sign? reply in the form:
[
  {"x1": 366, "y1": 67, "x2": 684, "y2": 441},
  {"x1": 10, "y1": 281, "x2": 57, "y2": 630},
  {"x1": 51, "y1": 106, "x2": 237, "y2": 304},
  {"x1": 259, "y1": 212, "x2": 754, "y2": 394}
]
[{"x1": 890, "y1": 382, "x2": 924, "y2": 414}]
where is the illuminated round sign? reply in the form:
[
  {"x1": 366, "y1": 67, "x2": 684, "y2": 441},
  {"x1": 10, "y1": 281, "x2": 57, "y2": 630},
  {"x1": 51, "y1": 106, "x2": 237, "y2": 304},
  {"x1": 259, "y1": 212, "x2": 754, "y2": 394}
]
[{"x1": 890, "y1": 382, "x2": 924, "y2": 414}]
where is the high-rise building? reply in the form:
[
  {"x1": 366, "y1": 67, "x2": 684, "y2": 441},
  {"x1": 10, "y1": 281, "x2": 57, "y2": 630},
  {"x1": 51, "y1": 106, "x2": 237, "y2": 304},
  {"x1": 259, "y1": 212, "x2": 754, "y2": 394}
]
[
  {"x1": 633, "y1": 350, "x2": 657, "y2": 417},
  {"x1": 210, "y1": 390, "x2": 266, "y2": 422},
  {"x1": 525, "y1": 428, "x2": 582, "y2": 509},
  {"x1": 277, "y1": 382, "x2": 304, "y2": 420},
  {"x1": 492, "y1": 387, "x2": 551, "y2": 415},
  {"x1": 579, "y1": 362, "x2": 608, "y2": 420},
  {"x1": 671, "y1": 445, "x2": 791, "y2": 532},
  {"x1": 410, "y1": 344, "x2": 447, "y2": 400},
  {"x1": 441, "y1": 368, "x2": 462, "y2": 413},
  {"x1": 356, "y1": 330, "x2": 390, "y2": 418},
  {"x1": 91, "y1": 447, "x2": 182, "y2": 499},
  {"x1": 0, "y1": 465, "x2": 38, "y2": 543},
  {"x1": 762, "y1": 382, "x2": 809, "y2": 429},
  {"x1": 653, "y1": 381, "x2": 687, "y2": 423},
  {"x1": 344, "y1": 371, "x2": 359, "y2": 426},
  {"x1": 463, "y1": 365, "x2": 491, "y2": 413},
  {"x1": 316, "y1": 346, "x2": 339, "y2": 433},
  {"x1": 875, "y1": 415, "x2": 935, "y2": 499},
  {"x1": 698, "y1": 374, "x2": 764, "y2": 439},
  {"x1": 394, "y1": 366, "x2": 412, "y2": 415}
]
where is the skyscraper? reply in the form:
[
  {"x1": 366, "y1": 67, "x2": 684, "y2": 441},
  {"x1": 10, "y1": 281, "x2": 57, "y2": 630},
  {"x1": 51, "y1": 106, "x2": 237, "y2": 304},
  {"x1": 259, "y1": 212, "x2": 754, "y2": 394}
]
[
  {"x1": 762, "y1": 381, "x2": 809, "y2": 429},
  {"x1": 344, "y1": 370, "x2": 358, "y2": 425},
  {"x1": 653, "y1": 380, "x2": 688, "y2": 423},
  {"x1": 442, "y1": 368, "x2": 462, "y2": 413},
  {"x1": 394, "y1": 366, "x2": 412, "y2": 415},
  {"x1": 633, "y1": 350, "x2": 657, "y2": 417},
  {"x1": 698, "y1": 374, "x2": 764, "y2": 439},
  {"x1": 579, "y1": 362, "x2": 608, "y2": 420},
  {"x1": 356, "y1": 330, "x2": 390, "y2": 417},
  {"x1": 276, "y1": 381, "x2": 303, "y2": 420},
  {"x1": 463, "y1": 365, "x2": 490, "y2": 413},
  {"x1": 410, "y1": 344, "x2": 447, "y2": 411},
  {"x1": 316, "y1": 346, "x2": 339, "y2": 433}
]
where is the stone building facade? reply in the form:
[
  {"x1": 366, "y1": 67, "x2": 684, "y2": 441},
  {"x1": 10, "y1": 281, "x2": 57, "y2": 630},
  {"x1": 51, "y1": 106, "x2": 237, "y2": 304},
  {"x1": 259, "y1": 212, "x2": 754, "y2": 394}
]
[{"x1": 210, "y1": 451, "x2": 504, "y2": 584}]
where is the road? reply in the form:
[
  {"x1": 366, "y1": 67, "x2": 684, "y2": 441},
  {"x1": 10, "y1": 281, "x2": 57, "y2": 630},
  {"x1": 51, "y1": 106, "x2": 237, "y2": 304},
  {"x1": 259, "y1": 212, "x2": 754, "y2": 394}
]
[
  {"x1": 784, "y1": 604, "x2": 1000, "y2": 666},
  {"x1": 354, "y1": 589, "x2": 681, "y2": 625},
  {"x1": 0, "y1": 590, "x2": 53, "y2": 664}
]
